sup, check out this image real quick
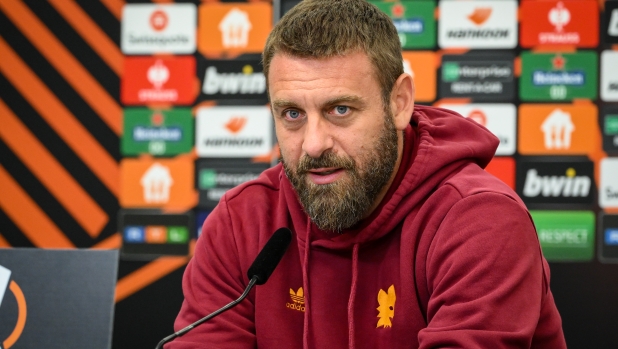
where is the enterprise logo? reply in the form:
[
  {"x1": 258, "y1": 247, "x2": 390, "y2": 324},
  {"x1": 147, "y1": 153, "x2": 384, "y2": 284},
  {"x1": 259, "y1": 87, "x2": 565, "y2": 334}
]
[
  {"x1": 532, "y1": 71, "x2": 585, "y2": 86},
  {"x1": 443, "y1": 63, "x2": 512, "y2": 81},
  {"x1": 440, "y1": 53, "x2": 514, "y2": 101},
  {"x1": 199, "y1": 169, "x2": 260, "y2": 189}
]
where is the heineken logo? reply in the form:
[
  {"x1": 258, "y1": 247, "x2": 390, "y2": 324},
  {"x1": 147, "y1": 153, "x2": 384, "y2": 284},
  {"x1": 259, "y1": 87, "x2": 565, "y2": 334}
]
[
  {"x1": 392, "y1": 18, "x2": 424, "y2": 34},
  {"x1": 133, "y1": 126, "x2": 182, "y2": 142},
  {"x1": 532, "y1": 71, "x2": 585, "y2": 86}
]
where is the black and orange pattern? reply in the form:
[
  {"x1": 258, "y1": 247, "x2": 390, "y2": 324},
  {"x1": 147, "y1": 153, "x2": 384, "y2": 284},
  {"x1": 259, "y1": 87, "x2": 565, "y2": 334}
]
[{"x1": 0, "y1": 1, "x2": 187, "y2": 347}]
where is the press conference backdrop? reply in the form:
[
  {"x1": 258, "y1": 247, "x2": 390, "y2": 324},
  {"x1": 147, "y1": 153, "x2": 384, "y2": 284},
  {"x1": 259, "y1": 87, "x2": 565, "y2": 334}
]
[{"x1": 0, "y1": 0, "x2": 617, "y2": 348}]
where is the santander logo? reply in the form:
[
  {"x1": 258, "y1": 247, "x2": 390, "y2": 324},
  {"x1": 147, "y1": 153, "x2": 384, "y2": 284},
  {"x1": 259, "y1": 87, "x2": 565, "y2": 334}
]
[
  {"x1": 467, "y1": 7, "x2": 492, "y2": 26},
  {"x1": 149, "y1": 9, "x2": 169, "y2": 32},
  {"x1": 225, "y1": 117, "x2": 247, "y2": 134}
]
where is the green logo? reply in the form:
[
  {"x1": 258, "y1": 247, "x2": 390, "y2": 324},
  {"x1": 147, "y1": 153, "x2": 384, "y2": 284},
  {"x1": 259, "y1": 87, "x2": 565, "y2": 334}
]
[
  {"x1": 168, "y1": 226, "x2": 189, "y2": 244},
  {"x1": 371, "y1": 1, "x2": 436, "y2": 49},
  {"x1": 605, "y1": 115, "x2": 618, "y2": 135},
  {"x1": 520, "y1": 51, "x2": 598, "y2": 101},
  {"x1": 199, "y1": 169, "x2": 217, "y2": 189},
  {"x1": 442, "y1": 62, "x2": 460, "y2": 82},
  {"x1": 121, "y1": 108, "x2": 193, "y2": 156},
  {"x1": 530, "y1": 211, "x2": 595, "y2": 262}
]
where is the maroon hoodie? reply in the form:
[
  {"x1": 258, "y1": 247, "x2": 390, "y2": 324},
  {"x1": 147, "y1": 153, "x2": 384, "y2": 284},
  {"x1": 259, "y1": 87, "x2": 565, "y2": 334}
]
[{"x1": 169, "y1": 105, "x2": 566, "y2": 349}]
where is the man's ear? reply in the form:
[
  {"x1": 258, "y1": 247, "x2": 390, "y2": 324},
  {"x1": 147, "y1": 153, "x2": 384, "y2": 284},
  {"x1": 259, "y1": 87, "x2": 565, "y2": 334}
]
[{"x1": 390, "y1": 73, "x2": 415, "y2": 131}]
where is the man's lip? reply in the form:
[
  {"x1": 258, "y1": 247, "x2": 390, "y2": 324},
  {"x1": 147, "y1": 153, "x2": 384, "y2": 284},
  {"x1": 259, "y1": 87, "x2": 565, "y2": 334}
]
[
  {"x1": 308, "y1": 167, "x2": 340, "y2": 174},
  {"x1": 306, "y1": 168, "x2": 344, "y2": 185}
]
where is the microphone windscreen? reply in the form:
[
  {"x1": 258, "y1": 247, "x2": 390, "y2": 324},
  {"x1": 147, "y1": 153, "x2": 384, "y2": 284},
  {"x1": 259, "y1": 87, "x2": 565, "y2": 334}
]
[{"x1": 247, "y1": 228, "x2": 292, "y2": 285}]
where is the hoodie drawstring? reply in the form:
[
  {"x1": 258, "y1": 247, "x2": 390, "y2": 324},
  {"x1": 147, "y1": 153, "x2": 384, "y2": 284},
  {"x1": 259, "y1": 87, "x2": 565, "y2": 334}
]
[
  {"x1": 347, "y1": 243, "x2": 360, "y2": 349},
  {"x1": 302, "y1": 220, "x2": 312, "y2": 349}
]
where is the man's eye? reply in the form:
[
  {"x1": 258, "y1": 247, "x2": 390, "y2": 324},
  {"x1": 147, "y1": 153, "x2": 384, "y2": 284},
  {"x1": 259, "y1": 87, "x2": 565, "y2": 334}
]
[
  {"x1": 333, "y1": 106, "x2": 349, "y2": 115},
  {"x1": 285, "y1": 110, "x2": 301, "y2": 119}
]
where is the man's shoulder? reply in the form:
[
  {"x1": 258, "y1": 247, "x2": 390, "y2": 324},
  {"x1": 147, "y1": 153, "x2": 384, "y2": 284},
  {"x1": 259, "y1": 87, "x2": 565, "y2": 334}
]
[
  {"x1": 441, "y1": 162, "x2": 524, "y2": 207},
  {"x1": 222, "y1": 163, "x2": 285, "y2": 207}
]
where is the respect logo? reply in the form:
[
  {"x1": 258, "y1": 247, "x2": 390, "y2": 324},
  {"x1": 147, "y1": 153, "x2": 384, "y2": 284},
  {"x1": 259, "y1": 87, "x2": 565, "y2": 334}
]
[{"x1": 0, "y1": 265, "x2": 26, "y2": 349}]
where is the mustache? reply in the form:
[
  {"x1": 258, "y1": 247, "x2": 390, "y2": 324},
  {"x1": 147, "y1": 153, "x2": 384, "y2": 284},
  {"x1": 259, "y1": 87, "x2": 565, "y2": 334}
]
[{"x1": 296, "y1": 152, "x2": 356, "y2": 174}]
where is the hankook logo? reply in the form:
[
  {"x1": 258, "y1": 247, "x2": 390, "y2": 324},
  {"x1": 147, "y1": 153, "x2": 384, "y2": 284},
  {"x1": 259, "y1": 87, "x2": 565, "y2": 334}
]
[
  {"x1": 225, "y1": 117, "x2": 247, "y2": 134},
  {"x1": 467, "y1": 8, "x2": 492, "y2": 26},
  {"x1": 196, "y1": 106, "x2": 273, "y2": 158},
  {"x1": 439, "y1": 0, "x2": 517, "y2": 49}
]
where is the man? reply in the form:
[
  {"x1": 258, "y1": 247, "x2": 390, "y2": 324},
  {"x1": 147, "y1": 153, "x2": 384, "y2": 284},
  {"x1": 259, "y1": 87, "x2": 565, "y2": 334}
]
[{"x1": 170, "y1": 0, "x2": 566, "y2": 348}]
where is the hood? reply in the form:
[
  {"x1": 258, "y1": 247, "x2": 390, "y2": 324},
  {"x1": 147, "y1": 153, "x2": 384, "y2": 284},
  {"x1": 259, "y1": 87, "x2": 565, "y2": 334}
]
[{"x1": 282, "y1": 104, "x2": 500, "y2": 250}]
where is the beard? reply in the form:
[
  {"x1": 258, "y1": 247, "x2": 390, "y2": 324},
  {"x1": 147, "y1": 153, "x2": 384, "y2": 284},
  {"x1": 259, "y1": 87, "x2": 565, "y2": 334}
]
[{"x1": 282, "y1": 111, "x2": 399, "y2": 233}]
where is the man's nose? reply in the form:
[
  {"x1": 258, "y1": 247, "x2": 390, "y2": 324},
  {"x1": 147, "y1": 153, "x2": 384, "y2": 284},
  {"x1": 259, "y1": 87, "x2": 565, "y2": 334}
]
[{"x1": 302, "y1": 114, "x2": 334, "y2": 159}]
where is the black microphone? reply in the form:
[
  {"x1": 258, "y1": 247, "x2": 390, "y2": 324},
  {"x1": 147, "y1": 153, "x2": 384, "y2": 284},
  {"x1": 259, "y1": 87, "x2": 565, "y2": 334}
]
[{"x1": 155, "y1": 227, "x2": 292, "y2": 349}]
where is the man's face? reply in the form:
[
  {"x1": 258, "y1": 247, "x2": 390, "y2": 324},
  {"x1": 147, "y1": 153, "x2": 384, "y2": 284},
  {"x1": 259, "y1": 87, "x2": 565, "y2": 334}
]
[{"x1": 268, "y1": 51, "x2": 400, "y2": 232}]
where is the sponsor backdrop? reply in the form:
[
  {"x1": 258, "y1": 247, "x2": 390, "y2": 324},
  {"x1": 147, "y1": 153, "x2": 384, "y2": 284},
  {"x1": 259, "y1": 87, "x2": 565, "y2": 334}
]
[{"x1": 0, "y1": 0, "x2": 617, "y2": 348}]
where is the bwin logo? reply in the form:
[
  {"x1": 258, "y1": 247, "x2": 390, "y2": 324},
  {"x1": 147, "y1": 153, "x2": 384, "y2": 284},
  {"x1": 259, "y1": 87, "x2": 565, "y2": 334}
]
[
  {"x1": 202, "y1": 65, "x2": 265, "y2": 95},
  {"x1": 523, "y1": 167, "x2": 590, "y2": 198}
]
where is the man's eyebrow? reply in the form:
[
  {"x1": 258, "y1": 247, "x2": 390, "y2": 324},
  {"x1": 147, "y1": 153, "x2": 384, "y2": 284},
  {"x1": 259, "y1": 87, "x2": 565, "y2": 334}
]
[
  {"x1": 271, "y1": 99, "x2": 301, "y2": 110},
  {"x1": 271, "y1": 95, "x2": 366, "y2": 111},
  {"x1": 323, "y1": 95, "x2": 365, "y2": 107}
]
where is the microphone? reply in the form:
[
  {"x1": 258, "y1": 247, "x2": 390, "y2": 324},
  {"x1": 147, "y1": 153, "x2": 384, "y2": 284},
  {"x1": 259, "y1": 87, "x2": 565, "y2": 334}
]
[{"x1": 155, "y1": 227, "x2": 293, "y2": 349}]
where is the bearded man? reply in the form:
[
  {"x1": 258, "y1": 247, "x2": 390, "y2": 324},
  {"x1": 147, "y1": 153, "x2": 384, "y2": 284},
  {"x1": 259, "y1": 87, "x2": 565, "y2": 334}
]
[{"x1": 169, "y1": 0, "x2": 566, "y2": 348}]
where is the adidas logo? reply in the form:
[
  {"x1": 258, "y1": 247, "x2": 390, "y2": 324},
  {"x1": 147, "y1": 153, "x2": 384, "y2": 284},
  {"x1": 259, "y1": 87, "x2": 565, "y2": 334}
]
[{"x1": 286, "y1": 287, "x2": 305, "y2": 312}]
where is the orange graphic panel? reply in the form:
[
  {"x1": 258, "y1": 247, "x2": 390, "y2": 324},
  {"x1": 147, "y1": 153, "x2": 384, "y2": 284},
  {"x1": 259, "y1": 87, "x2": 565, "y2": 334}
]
[
  {"x1": 198, "y1": 2, "x2": 272, "y2": 58},
  {"x1": 401, "y1": 51, "x2": 436, "y2": 102},
  {"x1": 518, "y1": 104, "x2": 600, "y2": 155},
  {"x1": 520, "y1": 0, "x2": 599, "y2": 48},
  {"x1": 120, "y1": 157, "x2": 196, "y2": 209}
]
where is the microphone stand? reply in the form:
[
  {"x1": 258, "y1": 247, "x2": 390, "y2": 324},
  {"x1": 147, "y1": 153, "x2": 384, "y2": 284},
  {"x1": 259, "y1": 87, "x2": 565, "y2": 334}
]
[{"x1": 155, "y1": 276, "x2": 259, "y2": 349}]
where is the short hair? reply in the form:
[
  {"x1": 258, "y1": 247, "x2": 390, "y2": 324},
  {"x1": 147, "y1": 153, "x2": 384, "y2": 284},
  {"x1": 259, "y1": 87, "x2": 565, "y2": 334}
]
[{"x1": 262, "y1": 0, "x2": 403, "y2": 106}]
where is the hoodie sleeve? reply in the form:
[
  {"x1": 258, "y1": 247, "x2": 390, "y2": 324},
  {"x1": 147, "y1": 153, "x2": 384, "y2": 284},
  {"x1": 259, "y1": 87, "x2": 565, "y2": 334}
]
[
  {"x1": 417, "y1": 192, "x2": 564, "y2": 349},
  {"x1": 166, "y1": 196, "x2": 257, "y2": 349}
]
